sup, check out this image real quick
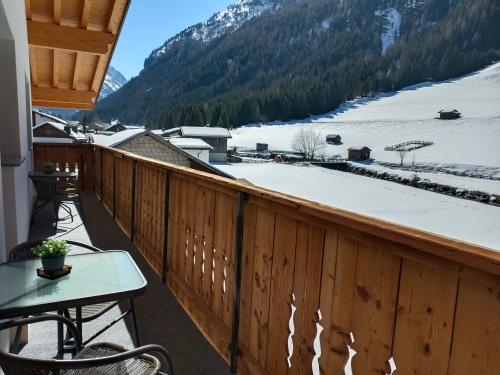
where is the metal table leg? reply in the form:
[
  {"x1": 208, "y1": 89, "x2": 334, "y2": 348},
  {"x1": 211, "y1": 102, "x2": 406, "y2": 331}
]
[{"x1": 57, "y1": 309, "x2": 64, "y2": 359}]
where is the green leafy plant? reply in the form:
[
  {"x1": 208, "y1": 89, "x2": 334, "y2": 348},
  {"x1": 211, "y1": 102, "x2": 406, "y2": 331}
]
[
  {"x1": 42, "y1": 161, "x2": 54, "y2": 171},
  {"x1": 33, "y1": 239, "x2": 71, "y2": 259}
]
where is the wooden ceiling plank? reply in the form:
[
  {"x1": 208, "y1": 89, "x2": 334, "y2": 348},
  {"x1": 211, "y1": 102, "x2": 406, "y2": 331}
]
[
  {"x1": 29, "y1": 47, "x2": 38, "y2": 86},
  {"x1": 81, "y1": 0, "x2": 93, "y2": 28},
  {"x1": 53, "y1": 49, "x2": 59, "y2": 88},
  {"x1": 72, "y1": 52, "x2": 81, "y2": 90},
  {"x1": 27, "y1": 21, "x2": 115, "y2": 54},
  {"x1": 32, "y1": 86, "x2": 96, "y2": 104},
  {"x1": 32, "y1": 100, "x2": 94, "y2": 110},
  {"x1": 25, "y1": 0, "x2": 31, "y2": 20},
  {"x1": 54, "y1": 0, "x2": 61, "y2": 24},
  {"x1": 106, "y1": 0, "x2": 118, "y2": 33}
]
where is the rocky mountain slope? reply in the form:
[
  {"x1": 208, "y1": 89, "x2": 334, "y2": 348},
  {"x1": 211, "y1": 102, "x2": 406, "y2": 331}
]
[{"x1": 88, "y1": 0, "x2": 500, "y2": 128}]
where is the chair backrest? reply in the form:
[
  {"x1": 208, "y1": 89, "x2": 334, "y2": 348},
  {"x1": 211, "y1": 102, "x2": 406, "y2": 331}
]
[
  {"x1": 9, "y1": 239, "x2": 102, "y2": 262},
  {"x1": 30, "y1": 177, "x2": 57, "y2": 200}
]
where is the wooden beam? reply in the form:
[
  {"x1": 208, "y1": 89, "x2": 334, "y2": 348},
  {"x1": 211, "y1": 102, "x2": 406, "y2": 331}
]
[
  {"x1": 32, "y1": 100, "x2": 94, "y2": 110},
  {"x1": 29, "y1": 46, "x2": 38, "y2": 86},
  {"x1": 54, "y1": 0, "x2": 61, "y2": 24},
  {"x1": 72, "y1": 53, "x2": 81, "y2": 90},
  {"x1": 81, "y1": 0, "x2": 93, "y2": 28},
  {"x1": 27, "y1": 21, "x2": 115, "y2": 54},
  {"x1": 25, "y1": 0, "x2": 31, "y2": 19},
  {"x1": 106, "y1": 0, "x2": 117, "y2": 32},
  {"x1": 53, "y1": 49, "x2": 59, "y2": 87},
  {"x1": 31, "y1": 86, "x2": 96, "y2": 105},
  {"x1": 91, "y1": 55, "x2": 106, "y2": 92}
]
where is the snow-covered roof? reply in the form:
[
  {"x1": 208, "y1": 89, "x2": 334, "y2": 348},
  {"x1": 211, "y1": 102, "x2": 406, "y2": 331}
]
[
  {"x1": 168, "y1": 137, "x2": 213, "y2": 150},
  {"x1": 348, "y1": 146, "x2": 371, "y2": 151},
  {"x1": 180, "y1": 126, "x2": 232, "y2": 138},
  {"x1": 160, "y1": 127, "x2": 181, "y2": 137},
  {"x1": 92, "y1": 128, "x2": 144, "y2": 146},
  {"x1": 32, "y1": 109, "x2": 67, "y2": 125},
  {"x1": 33, "y1": 121, "x2": 87, "y2": 140}
]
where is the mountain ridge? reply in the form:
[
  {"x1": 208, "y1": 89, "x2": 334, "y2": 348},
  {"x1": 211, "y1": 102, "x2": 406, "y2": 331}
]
[{"x1": 87, "y1": 0, "x2": 500, "y2": 128}]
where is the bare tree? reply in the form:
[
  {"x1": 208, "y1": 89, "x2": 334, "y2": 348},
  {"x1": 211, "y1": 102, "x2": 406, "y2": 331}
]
[
  {"x1": 292, "y1": 128, "x2": 326, "y2": 160},
  {"x1": 397, "y1": 149, "x2": 408, "y2": 166}
]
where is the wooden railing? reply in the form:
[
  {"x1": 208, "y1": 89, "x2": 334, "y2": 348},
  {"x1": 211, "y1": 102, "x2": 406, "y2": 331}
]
[{"x1": 34, "y1": 143, "x2": 500, "y2": 374}]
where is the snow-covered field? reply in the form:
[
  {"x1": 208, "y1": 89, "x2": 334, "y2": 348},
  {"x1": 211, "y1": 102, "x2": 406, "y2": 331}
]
[{"x1": 221, "y1": 63, "x2": 500, "y2": 249}]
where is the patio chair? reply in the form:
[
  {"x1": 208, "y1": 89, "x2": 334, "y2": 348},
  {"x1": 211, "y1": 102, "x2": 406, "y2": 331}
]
[
  {"x1": 0, "y1": 315, "x2": 174, "y2": 375},
  {"x1": 30, "y1": 176, "x2": 73, "y2": 223},
  {"x1": 9, "y1": 240, "x2": 140, "y2": 350}
]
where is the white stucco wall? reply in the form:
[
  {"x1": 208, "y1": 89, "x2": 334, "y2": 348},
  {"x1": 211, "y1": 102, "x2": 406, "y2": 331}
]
[{"x1": 183, "y1": 148, "x2": 210, "y2": 163}]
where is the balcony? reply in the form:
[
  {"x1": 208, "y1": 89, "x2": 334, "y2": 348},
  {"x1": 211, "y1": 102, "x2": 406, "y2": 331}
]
[
  {"x1": 21, "y1": 190, "x2": 229, "y2": 374},
  {"x1": 23, "y1": 143, "x2": 500, "y2": 374}
]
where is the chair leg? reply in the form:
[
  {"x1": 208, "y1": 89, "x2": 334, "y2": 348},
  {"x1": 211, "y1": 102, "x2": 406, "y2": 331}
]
[{"x1": 129, "y1": 299, "x2": 140, "y2": 347}]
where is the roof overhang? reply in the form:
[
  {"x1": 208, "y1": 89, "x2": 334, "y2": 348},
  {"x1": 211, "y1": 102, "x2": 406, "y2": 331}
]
[{"x1": 26, "y1": 0, "x2": 131, "y2": 109}]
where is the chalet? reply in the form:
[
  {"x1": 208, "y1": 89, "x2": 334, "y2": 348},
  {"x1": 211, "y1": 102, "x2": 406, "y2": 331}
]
[
  {"x1": 33, "y1": 122, "x2": 89, "y2": 143},
  {"x1": 347, "y1": 146, "x2": 371, "y2": 161},
  {"x1": 438, "y1": 109, "x2": 461, "y2": 120},
  {"x1": 32, "y1": 109, "x2": 67, "y2": 126},
  {"x1": 105, "y1": 121, "x2": 144, "y2": 133},
  {"x1": 93, "y1": 130, "x2": 232, "y2": 178},
  {"x1": 326, "y1": 134, "x2": 342, "y2": 144},
  {"x1": 161, "y1": 126, "x2": 232, "y2": 162}
]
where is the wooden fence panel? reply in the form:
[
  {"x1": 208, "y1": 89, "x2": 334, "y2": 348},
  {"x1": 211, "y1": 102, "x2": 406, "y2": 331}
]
[
  {"x1": 33, "y1": 145, "x2": 500, "y2": 375},
  {"x1": 133, "y1": 162, "x2": 166, "y2": 275},
  {"x1": 33, "y1": 143, "x2": 83, "y2": 184},
  {"x1": 114, "y1": 156, "x2": 133, "y2": 237}
]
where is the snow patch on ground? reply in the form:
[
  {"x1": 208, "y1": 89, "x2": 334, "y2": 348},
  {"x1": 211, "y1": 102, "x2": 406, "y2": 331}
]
[
  {"x1": 223, "y1": 63, "x2": 500, "y2": 249},
  {"x1": 216, "y1": 163, "x2": 500, "y2": 250},
  {"x1": 375, "y1": 8, "x2": 401, "y2": 55}
]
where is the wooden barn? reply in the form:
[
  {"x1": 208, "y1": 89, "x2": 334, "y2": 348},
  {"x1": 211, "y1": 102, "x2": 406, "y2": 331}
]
[
  {"x1": 326, "y1": 134, "x2": 342, "y2": 144},
  {"x1": 348, "y1": 146, "x2": 371, "y2": 161},
  {"x1": 438, "y1": 109, "x2": 461, "y2": 120}
]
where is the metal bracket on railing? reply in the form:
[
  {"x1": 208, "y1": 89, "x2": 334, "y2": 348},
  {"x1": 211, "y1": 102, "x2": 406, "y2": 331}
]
[{"x1": 230, "y1": 191, "x2": 247, "y2": 373}]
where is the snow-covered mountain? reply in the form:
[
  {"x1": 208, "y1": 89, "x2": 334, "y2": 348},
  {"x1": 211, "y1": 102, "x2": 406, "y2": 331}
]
[
  {"x1": 146, "y1": 0, "x2": 281, "y2": 65},
  {"x1": 98, "y1": 66, "x2": 128, "y2": 99}
]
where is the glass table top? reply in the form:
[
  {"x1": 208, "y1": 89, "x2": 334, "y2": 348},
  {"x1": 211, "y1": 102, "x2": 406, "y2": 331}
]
[{"x1": 0, "y1": 251, "x2": 146, "y2": 318}]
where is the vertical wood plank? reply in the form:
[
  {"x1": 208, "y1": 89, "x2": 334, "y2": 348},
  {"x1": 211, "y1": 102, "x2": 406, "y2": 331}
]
[
  {"x1": 248, "y1": 207, "x2": 276, "y2": 366},
  {"x1": 351, "y1": 243, "x2": 401, "y2": 374},
  {"x1": 289, "y1": 224, "x2": 324, "y2": 375},
  {"x1": 266, "y1": 214, "x2": 298, "y2": 375},
  {"x1": 448, "y1": 278, "x2": 500, "y2": 374},
  {"x1": 201, "y1": 188, "x2": 216, "y2": 306},
  {"x1": 319, "y1": 235, "x2": 358, "y2": 375},
  {"x1": 239, "y1": 203, "x2": 258, "y2": 351},
  {"x1": 393, "y1": 259, "x2": 458, "y2": 374}
]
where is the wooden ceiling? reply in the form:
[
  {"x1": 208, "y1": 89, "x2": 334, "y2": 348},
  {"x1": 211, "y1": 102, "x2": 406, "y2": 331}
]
[{"x1": 26, "y1": 0, "x2": 131, "y2": 109}]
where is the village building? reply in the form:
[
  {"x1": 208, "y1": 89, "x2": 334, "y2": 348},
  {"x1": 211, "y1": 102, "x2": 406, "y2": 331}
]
[
  {"x1": 161, "y1": 126, "x2": 232, "y2": 162},
  {"x1": 105, "y1": 121, "x2": 144, "y2": 133},
  {"x1": 347, "y1": 146, "x2": 371, "y2": 161},
  {"x1": 32, "y1": 109, "x2": 67, "y2": 126},
  {"x1": 438, "y1": 109, "x2": 461, "y2": 120},
  {"x1": 326, "y1": 134, "x2": 342, "y2": 144},
  {"x1": 33, "y1": 122, "x2": 89, "y2": 143},
  {"x1": 93, "y1": 130, "x2": 232, "y2": 178},
  {"x1": 168, "y1": 138, "x2": 213, "y2": 163}
]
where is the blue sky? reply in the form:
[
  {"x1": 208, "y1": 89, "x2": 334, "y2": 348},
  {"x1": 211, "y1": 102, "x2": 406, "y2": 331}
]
[{"x1": 111, "y1": 0, "x2": 235, "y2": 80}]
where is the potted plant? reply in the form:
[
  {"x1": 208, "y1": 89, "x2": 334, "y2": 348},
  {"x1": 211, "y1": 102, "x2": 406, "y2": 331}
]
[
  {"x1": 33, "y1": 239, "x2": 71, "y2": 272},
  {"x1": 42, "y1": 161, "x2": 54, "y2": 174}
]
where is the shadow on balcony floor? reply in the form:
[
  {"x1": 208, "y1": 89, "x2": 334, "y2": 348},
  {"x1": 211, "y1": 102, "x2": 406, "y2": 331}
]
[{"x1": 23, "y1": 192, "x2": 230, "y2": 375}]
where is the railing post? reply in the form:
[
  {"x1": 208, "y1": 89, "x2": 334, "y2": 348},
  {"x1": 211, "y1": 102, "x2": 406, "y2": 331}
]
[
  {"x1": 230, "y1": 191, "x2": 247, "y2": 373},
  {"x1": 79, "y1": 144, "x2": 84, "y2": 189},
  {"x1": 112, "y1": 154, "x2": 116, "y2": 218},
  {"x1": 99, "y1": 148, "x2": 103, "y2": 201},
  {"x1": 162, "y1": 170, "x2": 171, "y2": 284},
  {"x1": 130, "y1": 159, "x2": 137, "y2": 242}
]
